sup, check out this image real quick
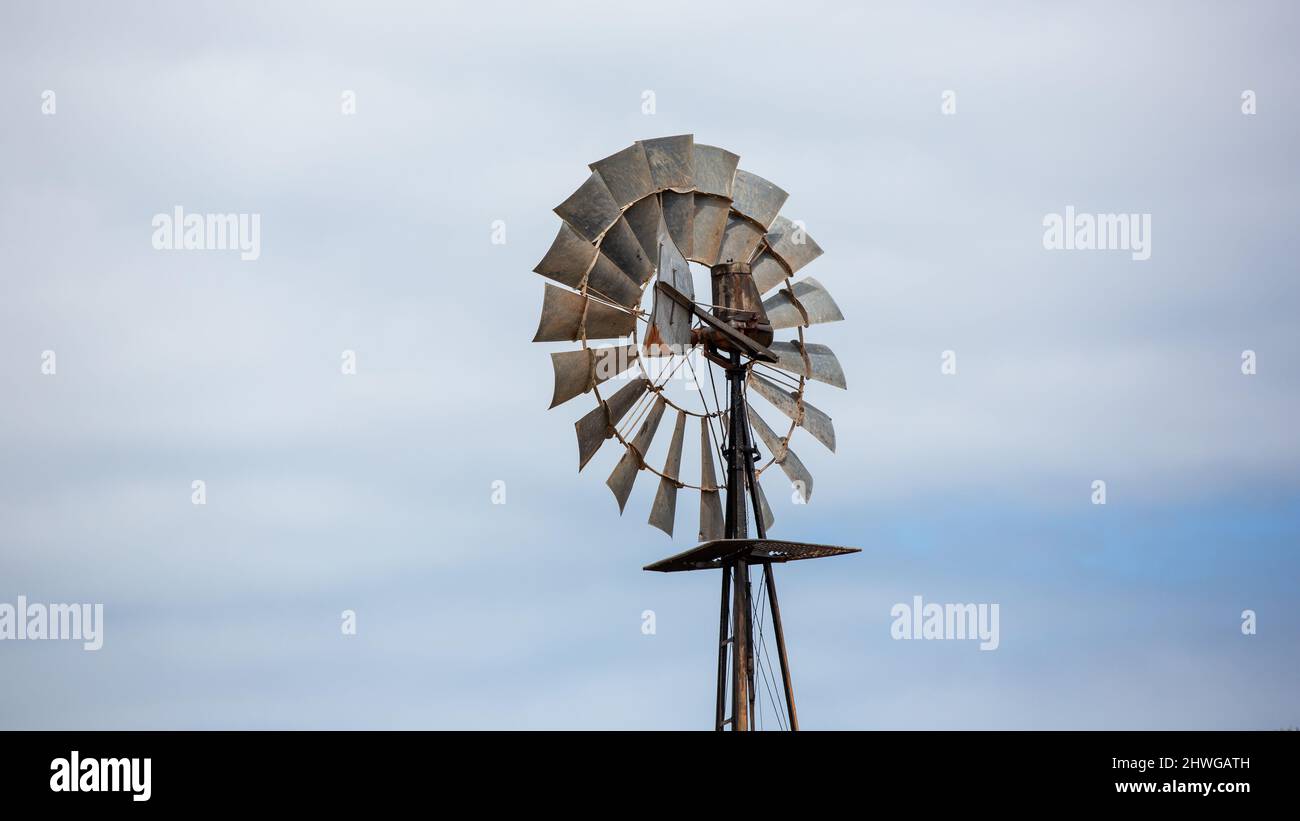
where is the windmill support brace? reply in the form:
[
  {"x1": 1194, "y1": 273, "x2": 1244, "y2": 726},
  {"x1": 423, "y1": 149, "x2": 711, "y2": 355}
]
[{"x1": 713, "y1": 352, "x2": 799, "y2": 731}]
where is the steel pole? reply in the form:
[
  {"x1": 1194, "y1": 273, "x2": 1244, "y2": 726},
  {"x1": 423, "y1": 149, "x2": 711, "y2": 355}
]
[
  {"x1": 732, "y1": 558, "x2": 749, "y2": 731},
  {"x1": 724, "y1": 352, "x2": 751, "y2": 730},
  {"x1": 715, "y1": 564, "x2": 731, "y2": 730}
]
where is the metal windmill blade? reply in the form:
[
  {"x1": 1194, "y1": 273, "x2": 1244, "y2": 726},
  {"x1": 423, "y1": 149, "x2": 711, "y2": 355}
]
[
  {"x1": 661, "y1": 191, "x2": 695, "y2": 259},
  {"x1": 748, "y1": 371, "x2": 837, "y2": 452},
  {"x1": 574, "y1": 377, "x2": 649, "y2": 471},
  {"x1": 645, "y1": 214, "x2": 694, "y2": 356},
  {"x1": 549, "y1": 344, "x2": 638, "y2": 409},
  {"x1": 532, "y1": 284, "x2": 637, "y2": 342},
  {"x1": 730, "y1": 170, "x2": 788, "y2": 230},
  {"x1": 649, "y1": 410, "x2": 688, "y2": 535},
  {"x1": 762, "y1": 277, "x2": 845, "y2": 330},
  {"x1": 554, "y1": 171, "x2": 621, "y2": 242},
  {"x1": 691, "y1": 194, "x2": 731, "y2": 267},
  {"x1": 751, "y1": 472, "x2": 776, "y2": 534},
  {"x1": 698, "y1": 418, "x2": 724, "y2": 541},
  {"x1": 747, "y1": 405, "x2": 813, "y2": 502},
  {"x1": 764, "y1": 215, "x2": 824, "y2": 275},
  {"x1": 638, "y1": 134, "x2": 694, "y2": 191},
  {"x1": 534, "y1": 230, "x2": 639, "y2": 309},
  {"x1": 532, "y1": 134, "x2": 858, "y2": 733},
  {"x1": 589, "y1": 142, "x2": 656, "y2": 209},
  {"x1": 607, "y1": 396, "x2": 667, "y2": 512},
  {"x1": 767, "y1": 341, "x2": 847, "y2": 389},
  {"x1": 623, "y1": 195, "x2": 664, "y2": 260},
  {"x1": 717, "y1": 214, "x2": 766, "y2": 266}
]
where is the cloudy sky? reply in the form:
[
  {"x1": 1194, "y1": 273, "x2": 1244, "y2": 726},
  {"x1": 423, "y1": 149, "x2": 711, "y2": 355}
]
[{"x1": 1, "y1": 0, "x2": 1296, "y2": 729}]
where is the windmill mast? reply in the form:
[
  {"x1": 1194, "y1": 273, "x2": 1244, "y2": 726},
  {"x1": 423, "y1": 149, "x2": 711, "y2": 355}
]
[
  {"x1": 648, "y1": 258, "x2": 857, "y2": 731},
  {"x1": 533, "y1": 134, "x2": 858, "y2": 730}
]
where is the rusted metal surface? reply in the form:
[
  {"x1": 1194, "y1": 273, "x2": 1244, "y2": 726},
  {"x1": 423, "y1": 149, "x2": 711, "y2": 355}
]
[
  {"x1": 574, "y1": 377, "x2": 648, "y2": 470},
  {"x1": 639, "y1": 134, "x2": 695, "y2": 192},
  {"x1": 698, "y1": 418, "x2": 724, "y2": 541},
  {"x1": 646, "y1": 219, "x2": 694, "y2": 355},
  {"x1": 748, "y1": 371, "x2": 837, "y2": 452},
  {"x1": 708, "y1": 261, "x2": 773, "y2": 350},
  {"x1": 761, "y1": 276, "x2": 844, "y2": 330},
  {"x1": 649, "y1": 410, "x2": 687, "y2": 535},
  {"x1": 589, "y1": 142, "x2": 656, "y2": 209},
  {"x1": 549, "y1": 344, "x2": 638, "y2": 409},
  {"x1": 748, "y1": 405, "x2": 813, "y2": 501},
  {"x1": 767, "y1": 340, "x2": 847, "y2": 389},
  {"x1": 532, "y1": 284, "x2": 636, "y2": 342},
  {"x1": 690, "y1": 194, "x2": 730, "y2": 267},
  {"x1": 660, "y1": 190, "x2": 695, "y2": 260},
  {"x1": 658, "y1": 280, "x2": 777, "y2": 363},
  {"x1": 692, "y1": 143, "x2": 740, "y2": 198},
  {"x1": 717, "y1": 214, "x2": 765, "y2": 265},
  {"x1": 643, "y1": 538, "x2": 861, "y2": 572},
  {"x1": 730, "y1": 170, "x2": 788, "y2": 230},
  {"x1": 554, "y1": 171, "x2": 621, "y2": 242},
  {"x1": 764, "y1": 215, "x2": 823, "y2": 274},
  {"x1": 606, "y1": 396, "x2": 667, "y2": 512}
]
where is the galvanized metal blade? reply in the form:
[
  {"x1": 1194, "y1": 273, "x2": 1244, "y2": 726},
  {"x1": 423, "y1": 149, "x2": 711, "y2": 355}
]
[
  {"x1": 584, "y1": 253, "x2": 641, "y2": 307},
  {"x1": 764, "y1": 215, "x2": 823, "y2": 275},
  {"x1": 661, "y1": 191, "x2": 694, "y2": 260},
  {"x1": 717, "y1": 214, "x2": 765, "y2": 265},
  {"x1": 623, "y1": 194, "x2": 664, "y2": 260},
  {"x1": 748, "y1": 371, "x2": 837, "y2": 452},
  {"x1": 575, "y1": 377, "x2": 649, "y2": 470},
  {"x1": 748, "y1": 405, "x2": 814, "y2": 502},
  {"x1": 730, "y1": 170, "x2": 788, "y2": 230},
  {"x1": 648, "y1": 410, "x2": 687, "y2": 536},
  {"x1": 767, "y1": 340, "x2": 847, "y2": 389},
  {"x1": 638, "y1": 134, "x2": 695, "y2": 192},
  {"x1": 549, "y1": 344, "x2": 638, "y2": 409},
  {"x1": 532, "y1": 283, "x2": 637, "y2": 342},
  {"x1": 599, "y1": 216, "x2": 655, "y2": 285},
  {"x1": 749, "y1": 250, "x2": 790, "y2": 295},
  {"x1": 752, "y1": 473, "x2": 776, "y2": 534},
  {"x1": 554, "y1": 171, "x2": 621, "y2": 242},
  {"x1": 606, "y1": 396, "x2": 667, "y2": 513},
  {"x1": 645, "y1": 215, "x2": 694, "y2": 356},
  {"x1": 698, "y1": 418, "x2": 724, "y2": 542},
  {"x1": 534, "y1": 222, "x2": 597, "y2": 289},
  {"x1": 690, "y1": 194, "x2": 730, "y2": 267},
  {"x1": 692, "y1": 144, "x2": 740, "y2": 199},
  {"x1": 761, "y1": 276, "x2": 845, "y2": 330},
  {"x1": 589, "y1": 143, "x2": 656, "y2": 209}
]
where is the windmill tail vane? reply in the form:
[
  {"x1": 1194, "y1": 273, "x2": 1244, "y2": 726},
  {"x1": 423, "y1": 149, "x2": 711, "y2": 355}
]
[{"x1": 530, "y1": 134, "x2": 860, "y2": 731}]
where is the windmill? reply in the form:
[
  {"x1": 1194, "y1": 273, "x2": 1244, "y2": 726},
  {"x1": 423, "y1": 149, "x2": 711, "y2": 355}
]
[{"x1": 531, "y1": 134, "x2": 859, "y2": 730}]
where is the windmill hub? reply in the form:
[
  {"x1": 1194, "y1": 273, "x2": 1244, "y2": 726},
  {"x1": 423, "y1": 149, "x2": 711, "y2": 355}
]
[
  {"x1": 530, "y1": 134, "x2": 860, "y2": 730},
  {"x1": 696, "y1": 261, "x2": 773, "y2": 353}
]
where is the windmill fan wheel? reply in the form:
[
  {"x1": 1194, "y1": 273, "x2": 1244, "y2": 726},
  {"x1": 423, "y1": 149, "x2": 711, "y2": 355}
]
[{"x1": 531, "y1": 134, "x2": 846, "y2": 540}]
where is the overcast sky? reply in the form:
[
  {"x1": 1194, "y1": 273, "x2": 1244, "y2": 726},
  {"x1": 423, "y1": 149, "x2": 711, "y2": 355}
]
[{"x1": 1, "y1": 0, "x2": 1297, "y2": 729}]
